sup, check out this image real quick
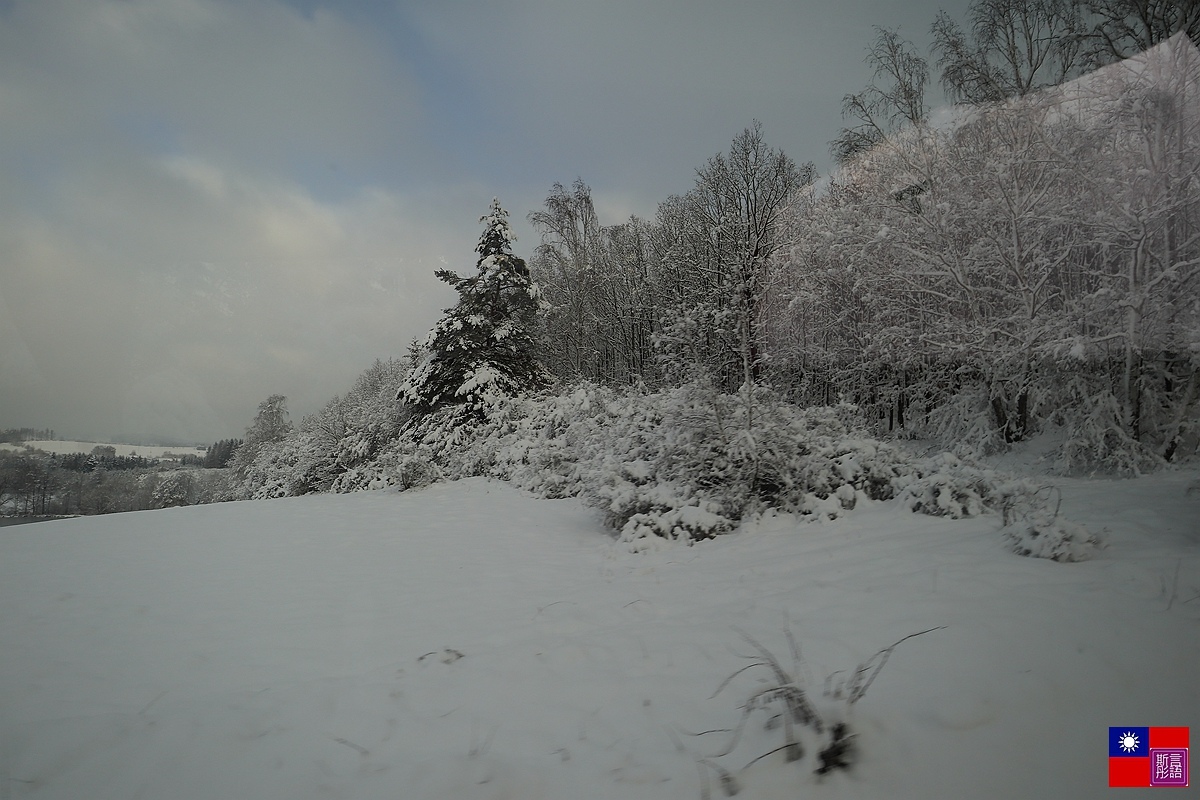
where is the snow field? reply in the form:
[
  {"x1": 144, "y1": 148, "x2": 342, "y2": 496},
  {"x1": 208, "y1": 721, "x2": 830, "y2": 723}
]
[{"x1": 1, "y1": 472, "x2": 1198, "y2": 799}]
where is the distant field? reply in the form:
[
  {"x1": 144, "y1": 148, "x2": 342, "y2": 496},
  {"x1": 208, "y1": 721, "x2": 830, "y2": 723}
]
[{"x1": 0, "y1": 440, "x2": 207, "y2": 460}]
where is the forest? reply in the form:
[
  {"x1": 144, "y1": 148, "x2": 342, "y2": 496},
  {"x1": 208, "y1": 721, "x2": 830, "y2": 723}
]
[
  {"x1": 0, "y1": 438, "x2": 239, "y2": 518},
  {"x1": 219, "y1": 3, "x2": 1198, "y2": 558},
  {"x1": 10, "y1": 1, "x2": 1198, "y2": 548}
]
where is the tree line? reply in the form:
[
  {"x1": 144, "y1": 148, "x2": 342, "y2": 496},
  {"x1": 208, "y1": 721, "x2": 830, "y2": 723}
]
[
  {"x1": 185, "y1": 439, "x2": 242, "y2": 469},
  {"x1": 0, "y1": 439, "x2": 242, "y2": 518},
  {"x1": 0, "y1": 428, "x2": 55, "y2": 444},
  {"x1": 519, "y1": 1, "x2": 1199, "y2": 472},
  {"x1": 0, "y1": 450, "x2": 229, "y2": 517},
  {"x1": 93, "y1": 0, "x2": 1200, "y2": 510},
  {"x1": 219, "y1": 190, "x2": 1104, "y2": 562}
]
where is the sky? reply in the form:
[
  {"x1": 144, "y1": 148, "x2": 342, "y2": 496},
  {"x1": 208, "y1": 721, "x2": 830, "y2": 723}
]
[{"x1": 0, "y1": 0, "x2": 970, "y2": 444}]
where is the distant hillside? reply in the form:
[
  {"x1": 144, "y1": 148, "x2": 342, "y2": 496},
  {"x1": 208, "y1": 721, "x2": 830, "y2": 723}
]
[{"x1": 0, "y1": 440, "x2": 207, "y2": 461}]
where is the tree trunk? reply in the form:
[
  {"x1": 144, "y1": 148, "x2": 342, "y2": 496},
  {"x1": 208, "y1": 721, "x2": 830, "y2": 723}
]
[{"x1": 1161, "y1": 369, "x2": 1197, "y2": 462}]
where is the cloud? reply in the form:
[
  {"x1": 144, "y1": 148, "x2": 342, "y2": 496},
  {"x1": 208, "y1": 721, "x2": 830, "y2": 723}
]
[
  {"x1": 2, "y1": 144, "x2": 464, "y2": 440},
  {"x1": 0, "y1": 0, "x2": 427, "y2": 182},
  {"x1": 0, "y1": 0, "x2": 970, "y2": 442},
  {"x1": 404, "y1": 0, "x2": 952, "y2": 207},
  {"x1": 0, "y1": 0, "x2": 471, "y2": 441}
]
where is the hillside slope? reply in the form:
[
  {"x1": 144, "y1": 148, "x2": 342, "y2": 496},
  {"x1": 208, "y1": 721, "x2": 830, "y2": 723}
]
[{"x1": 1, "y1": 472, "x2": 1197, "y2": 799}]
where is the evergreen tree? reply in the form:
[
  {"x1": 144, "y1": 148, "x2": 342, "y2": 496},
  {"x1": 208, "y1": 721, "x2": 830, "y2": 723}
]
[
  {"x1": 400, "y1": 199, "x2": 550, "y2": 418},
  {"x1": 202, "y1": 438, "x2": 241, "y2": 468}
]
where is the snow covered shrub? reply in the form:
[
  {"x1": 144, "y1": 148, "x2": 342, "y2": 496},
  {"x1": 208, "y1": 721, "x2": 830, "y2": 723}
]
[
  {"x1": 919, "y1": 384, "x2": 1012, "y2": 459},
  {"x1": 587, "y1": 382, "x2": 756, "y2": 543},
  {"x1": 895, "y1": 452, "x2": 1000, "y2": 518},
  {"x1": 188, "y1": 468, "x2": 231, "y2": 505},
  {"x1": 1048, "y1": 385, "x2": 1163, "y2": 476},
  {"x1": 998, "y1": 484, "x2": 1103, "y2": 563},
  {"x1": 615, "y1": 493, "x2": 736, "y2": 550},
  {"x1": 1002, "y1": 510, "x2": 1101, "y2": 563},
  {"x1": 234, "y1": 438, "x2": 306, "y2": 500},
  {"x1": 786, "y1": 406, "x2": 913, "y2": 518},
  {"x1": 567, "y1": 382, "x2": 770, "y2": 543},
  {"x1": 480, "y1": 384, "x2": 618, "y2": 499},
  {"x1": 401, "y1": 404, "x2": 514, "y2": 481},
  {"x1": 223, "y1": 360, "x2": 409, "y2": 499},
  {"x1": 290, "y1": 359, "x2": 409, "y2": 493},
  {"x1": 352, "y1": 380, "x2": 828, "y2": 542},
  {"x1": 330, "y1": 445, "x2": 442, "y2": 492},
  {"x1": 329, "y1": 388, "x2": 557, "y2": 494},
  {"x1": 895, "y1": 453, "x2": 1101, "y2": 560},
  {"x1": 331, "y1": 371, "x2": 1096, "y2": 560},
  {"x1": 556, "y1": 383, "x2": 916, "y2": 544},
  {"x1": 393, "y1": 452, "x2": 442, "y2": 490}
]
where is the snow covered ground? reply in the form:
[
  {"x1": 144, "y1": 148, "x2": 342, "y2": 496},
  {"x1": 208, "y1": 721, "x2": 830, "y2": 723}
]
[
  {"x1": 1, "y1": 467, "x2": 1197, "y2": 799},
  {"x1": 0, "y1": 440, "x2": 207, "y2": 460}
]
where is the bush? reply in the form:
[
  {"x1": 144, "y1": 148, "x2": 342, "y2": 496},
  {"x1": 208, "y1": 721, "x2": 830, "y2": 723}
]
[
  {"x1": 918, "y1": 383, "x2": 1012, "y2": 459},
  {"x1": 260, "y1": 376, "x2": 1098, "y2": 562},
  {"x1": 895, "y1": 452, "x2": 999, "y2": 518},
  {"x1": 998, "y1": 484, "x2": 1104, "y2": 563},
  {"x1": 1048, "y1": 387, "x2": 1163, "y2": 477}
]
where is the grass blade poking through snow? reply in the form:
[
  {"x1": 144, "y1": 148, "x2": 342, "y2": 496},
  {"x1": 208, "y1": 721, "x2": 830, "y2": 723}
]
[
  {"x1": 703, "y1": 626, "x2": 945, "y2": 789},
  {"x1": 829, "y1": 626, "x2": 945, "y2": 705}
]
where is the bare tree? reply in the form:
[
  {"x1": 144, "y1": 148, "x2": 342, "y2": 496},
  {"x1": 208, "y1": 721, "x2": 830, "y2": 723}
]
[
  {"x1": 682, "y1": 122, "x2": 815, "y2": 390},
  {"x1": 529, "y1": 181, "x2": 658, "y2": 384},
  {"x1": 528, "y1": 180, "x2": 603, "y2": 380},
  {"x1": 832, "y1": 27, "x2": 930, "y2": 165},
  {"x1": 933, "y1": 0, "x2": 1086, "y2": 104},
  {"x1": 1078, "y1": 0, "x2": 1200, "y2": 64}
]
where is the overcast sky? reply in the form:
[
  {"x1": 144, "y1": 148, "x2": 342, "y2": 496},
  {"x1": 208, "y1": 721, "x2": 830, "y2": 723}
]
[{"x1": 0, "y1": 0, "x2": 971, "y2": 444}]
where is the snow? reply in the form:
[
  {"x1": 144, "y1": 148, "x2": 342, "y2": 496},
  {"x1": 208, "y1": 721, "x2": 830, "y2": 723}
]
[{"x1": 1, "y1": 471, "x2": 1198, "y2": 799}]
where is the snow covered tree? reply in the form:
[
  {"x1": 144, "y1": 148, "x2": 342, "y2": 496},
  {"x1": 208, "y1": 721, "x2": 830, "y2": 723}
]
[
  {"x1": 654, "y1": 123, "x2": 815, "y2": 390},
  {"x1": 151, "y1": 471, "x2": 194, "y2": 508},
  {"x1": 401, "y1": 199, "x2": 550, "y2": 419},
  {"x1": 768, "y1": 33, "x2": 1200, "y2": 469},
  {"x1": 529, "y1": 181, "x2": 659, "y2": 385},
  {"x1": 228, "y1": 394, "x2": 292, "y2": 481},
  {"x1": 1059, "y1": 32, "x2": 1200, "y2": 460},
  {"x1": 288, "y1": 357, "x2": 409, "y2": 494}
]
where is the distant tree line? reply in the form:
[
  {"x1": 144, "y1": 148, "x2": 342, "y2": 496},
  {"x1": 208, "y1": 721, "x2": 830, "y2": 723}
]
[
  {"x1": 185, "y1": 439, "x2": 242, "y2": 469},
  {"x1": 0, "y1": 440, "x2": 246, "y2": 519},
  {"x1": 0, "y1": 433, "x2": 244, "y2": 517},
  {"x1": 0, "y1": 450, "x2": 231, "y2": 517},
  {"x1": 0, "y1": 428, "x2": 55, "y2": 444},
  {"x1": 46, "y1": 447, "x2": 161, "y2": 472}
]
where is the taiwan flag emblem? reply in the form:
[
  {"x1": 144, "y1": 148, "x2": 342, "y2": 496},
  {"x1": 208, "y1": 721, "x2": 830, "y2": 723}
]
[{"x1": 1109, "y1": 727, "x2": 1189, "y2": 787}]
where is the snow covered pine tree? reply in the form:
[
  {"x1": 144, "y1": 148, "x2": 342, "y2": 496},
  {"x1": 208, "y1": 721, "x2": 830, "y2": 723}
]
[{"x1": 400, "y1": 199, "x2": 550, "y2": 419}]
